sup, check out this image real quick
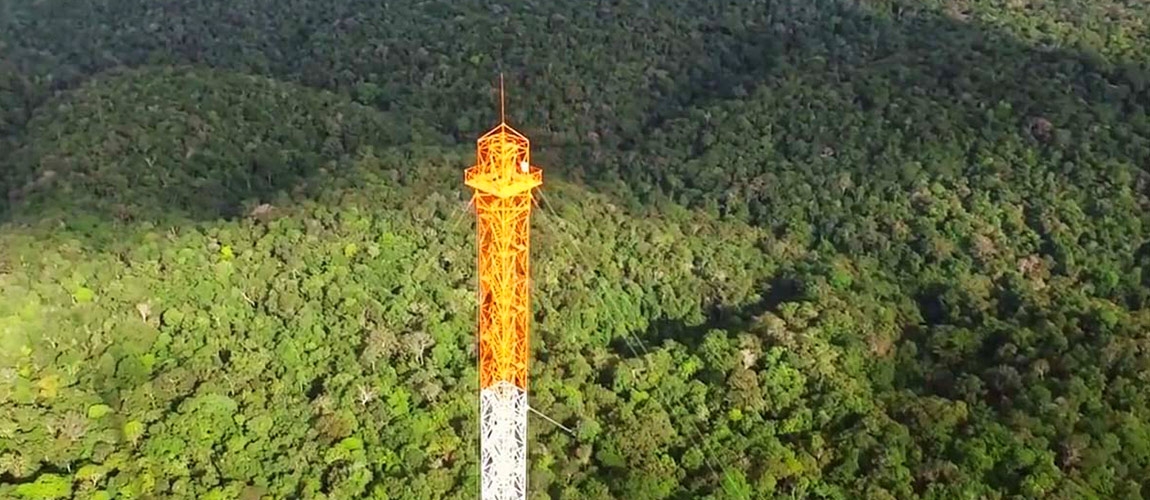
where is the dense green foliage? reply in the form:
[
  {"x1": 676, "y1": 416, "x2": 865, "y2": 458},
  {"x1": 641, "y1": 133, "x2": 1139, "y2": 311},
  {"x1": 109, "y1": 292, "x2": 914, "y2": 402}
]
[{"x1": 2, "y1": 0, "x2": 1149, "y2": 499}]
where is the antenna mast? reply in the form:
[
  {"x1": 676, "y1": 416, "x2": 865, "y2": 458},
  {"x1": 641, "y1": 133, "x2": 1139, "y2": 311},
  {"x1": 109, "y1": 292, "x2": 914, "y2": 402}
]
[{"x1": 464, "y1": 75, "x2": 542, "y2": 500}]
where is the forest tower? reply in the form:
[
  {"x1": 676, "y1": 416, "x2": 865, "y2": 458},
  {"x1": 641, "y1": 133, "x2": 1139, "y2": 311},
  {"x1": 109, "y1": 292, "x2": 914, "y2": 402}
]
[{"x1": 465, "y1": 78, "x2": 542, "y2": 500}]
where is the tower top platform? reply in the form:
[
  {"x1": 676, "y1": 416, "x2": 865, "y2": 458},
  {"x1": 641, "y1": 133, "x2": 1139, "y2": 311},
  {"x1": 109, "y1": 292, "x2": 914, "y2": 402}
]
[{"x1": 465, "y1": 121, "x2": 542, "y2": 198}]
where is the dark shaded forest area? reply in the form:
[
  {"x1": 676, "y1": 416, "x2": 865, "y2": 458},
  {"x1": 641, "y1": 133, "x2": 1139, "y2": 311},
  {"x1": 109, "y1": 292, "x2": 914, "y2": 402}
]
[{"x1": 2, "y1": 0, "x2": 1149, "y2": 498}]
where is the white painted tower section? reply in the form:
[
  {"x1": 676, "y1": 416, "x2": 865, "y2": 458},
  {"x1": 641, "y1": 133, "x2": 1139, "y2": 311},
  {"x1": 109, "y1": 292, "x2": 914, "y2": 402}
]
[{"x1": 480, "y1": 381, "x2": 528, "y2": 500}]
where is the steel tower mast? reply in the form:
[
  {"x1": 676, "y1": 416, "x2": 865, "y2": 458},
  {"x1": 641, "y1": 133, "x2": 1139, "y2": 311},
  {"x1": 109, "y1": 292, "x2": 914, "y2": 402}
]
[{"x1": 465, "y1": 76, "x2": 541, "y2": 500}]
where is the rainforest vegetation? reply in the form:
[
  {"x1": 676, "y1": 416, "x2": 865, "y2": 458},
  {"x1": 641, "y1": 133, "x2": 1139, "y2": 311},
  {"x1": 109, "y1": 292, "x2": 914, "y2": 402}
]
[{"x1": 2, "y1": 0, "x2": 1149, "y2": 498}]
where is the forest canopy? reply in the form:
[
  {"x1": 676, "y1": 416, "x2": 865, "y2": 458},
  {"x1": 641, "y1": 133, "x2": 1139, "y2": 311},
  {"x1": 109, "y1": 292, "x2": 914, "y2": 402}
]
[{"x1": 2, "y1": 0, "x2": 1149, "y2": 499}]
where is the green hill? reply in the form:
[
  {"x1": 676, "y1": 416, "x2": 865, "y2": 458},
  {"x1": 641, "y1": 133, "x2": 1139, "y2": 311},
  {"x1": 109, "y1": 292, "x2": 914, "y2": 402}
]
[
  {"x1": 0, "y1": 66, "x2": 435, "y2": 223},
  {"x1": 2, "y1": 1, "x2": 1150, "y2": 499}
]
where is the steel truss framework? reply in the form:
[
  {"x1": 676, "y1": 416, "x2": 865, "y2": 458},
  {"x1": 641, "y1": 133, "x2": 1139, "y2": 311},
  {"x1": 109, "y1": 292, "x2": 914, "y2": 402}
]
[
  {"x1": 479, "y1": 381, "x2": 528, "y2": 499},
  {"x1": 466, "y1": 118, "x2": 540, "y2": 500}
]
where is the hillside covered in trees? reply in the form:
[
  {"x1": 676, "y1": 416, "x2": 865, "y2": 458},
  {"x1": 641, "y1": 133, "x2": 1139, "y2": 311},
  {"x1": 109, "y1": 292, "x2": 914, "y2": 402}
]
[{"x1": 2, "y1": 1, "x2": 1149, "y2": 498}]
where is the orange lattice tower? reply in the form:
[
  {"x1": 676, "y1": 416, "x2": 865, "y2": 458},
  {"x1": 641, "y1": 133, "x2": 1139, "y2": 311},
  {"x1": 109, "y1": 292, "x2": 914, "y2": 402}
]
[{"x1": 466, "y1": 76, "x2": 541, "y2": 500}]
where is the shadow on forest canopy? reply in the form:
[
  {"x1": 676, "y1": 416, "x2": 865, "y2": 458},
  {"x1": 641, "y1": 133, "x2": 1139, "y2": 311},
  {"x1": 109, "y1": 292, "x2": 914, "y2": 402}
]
[{"x1": 0, "y1": 0, "x2": 1145, "y2": 231}]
